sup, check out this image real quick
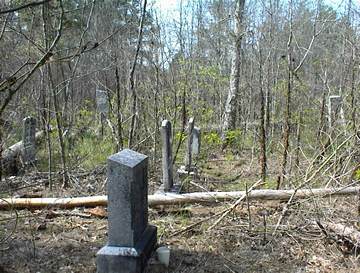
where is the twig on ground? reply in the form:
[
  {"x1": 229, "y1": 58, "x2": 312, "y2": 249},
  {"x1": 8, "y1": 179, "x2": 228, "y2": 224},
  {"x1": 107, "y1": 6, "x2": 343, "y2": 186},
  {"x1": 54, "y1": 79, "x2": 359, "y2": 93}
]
[{"x1": 207, "y1": 179, "x2": 263, "y2": 231}]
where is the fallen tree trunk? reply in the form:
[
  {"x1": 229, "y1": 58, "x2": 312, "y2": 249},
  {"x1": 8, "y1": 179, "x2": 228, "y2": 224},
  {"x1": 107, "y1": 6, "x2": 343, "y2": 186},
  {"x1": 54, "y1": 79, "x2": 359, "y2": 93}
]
[
  {"x1": 0, "y1": 186, "x2": 359, "y2": 210},
  {"x1": 317, "y1": 221, "x2": 360, "y2": 254},
  {"x1": 1, "y1": 130, "x2": 46, "y2": 173}
]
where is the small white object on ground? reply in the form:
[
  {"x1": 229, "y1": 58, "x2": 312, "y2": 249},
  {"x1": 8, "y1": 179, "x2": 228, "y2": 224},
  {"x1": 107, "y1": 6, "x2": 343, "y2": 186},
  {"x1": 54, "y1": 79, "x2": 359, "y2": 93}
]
[{"x1": 156, "y1": 246, "x2": 170, "y2": 267}]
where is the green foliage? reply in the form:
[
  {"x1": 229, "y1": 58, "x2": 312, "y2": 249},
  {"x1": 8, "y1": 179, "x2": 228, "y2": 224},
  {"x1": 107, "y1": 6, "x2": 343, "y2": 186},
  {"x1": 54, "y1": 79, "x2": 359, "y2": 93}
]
[
  {"x1": 204, "y1": 131, "x2": 221, "y2": 145},
  {"x1": 70, "y1": 134, "x2": 114, "y2": 169},
  {"x1": 77, "y1": 107, "x2": 95, "y2": 130},
  {"x1": 174, "y1": 131, "x2": 187, "y2": 143},
  {"x1": 224, "y1": 151, "x2": 234, "y2": 161},
  {"x1": 354, "y1": 169, "x2": 360, "y2": 181},
  {"x1": 225, "y1": 129, "x2": 242, "y2": 146},
  {"x1": 262, "y1": 179, "x2": 278, "y2": 189}
]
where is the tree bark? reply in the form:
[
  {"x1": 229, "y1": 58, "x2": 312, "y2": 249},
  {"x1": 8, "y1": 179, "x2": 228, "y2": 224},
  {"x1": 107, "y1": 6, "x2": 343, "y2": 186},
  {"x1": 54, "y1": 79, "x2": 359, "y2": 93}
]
[
  {"x1": 258, "y1": 46, "x2": 267, "y2": 183},
  {"x1": 222, "y1": 0, "x2": 245, "y2": 137},
  {"x1": 115, "y1": 64, "x2": 123, "y2": 151},
  {"x1": 128, "y1": 0, "x2": 147, "y2": 148},
  {"x1": 276, "y1": 0, "x2": 293, "y2": 189},
  {"x1": 1, "y1": 186, "x2": 359, "y2": 209}
]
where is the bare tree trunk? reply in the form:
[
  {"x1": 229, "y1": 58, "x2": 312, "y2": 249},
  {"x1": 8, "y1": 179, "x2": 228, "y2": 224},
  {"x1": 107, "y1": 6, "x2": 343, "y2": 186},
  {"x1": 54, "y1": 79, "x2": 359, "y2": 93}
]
[
  {"x1": 277, "y1": 0, "x2": 293, "y2": 189},
  {"x1": 222, "y1": 0, "x2": 245, "y2": 138},
  {"x1": 173, "y1": 85, "x2": 187, "y2": 164},
  {"x1": 258, "y1": 46, "x2": 267, "y2": 183},
  {"x1": 0, "y1": 123, "x2": 3, "y2": 182},
  {"x1": 153, "y1": 62, "x2": 160, "y2": 167},
  {"x1": 350, "y1": 48, "x2": 357, "y2": 134},
  {"x1": 295, "y1": 107, "x2": 303, "y2": 169},
  {"x1": 1, "y1": 186, "x2": 359, "y2": 210},
  {"x1": 115, "y1": 64, "x2": 123, "y2": 151},
  {"x1": 39, "y1": 68, "x2": 53, "y2": 189},
  {"x1": 128, "y1": 0, "x2": 147, "y2": 148},
  {"x1": 48, "y1": 65, "x2": 68, "y2": 187},
  {"x1": 41, "y1": 1, "x2": 64, "y2": 188}
]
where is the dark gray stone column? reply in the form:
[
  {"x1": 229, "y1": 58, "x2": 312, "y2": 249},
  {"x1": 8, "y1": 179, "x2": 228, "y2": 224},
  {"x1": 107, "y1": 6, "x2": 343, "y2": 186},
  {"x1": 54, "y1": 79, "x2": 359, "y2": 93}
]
[
  {"x1": 22, "y1": 116, "x2": 36, "y2": 164},
  {"x1": 161, "y1": 120, "x2": 174, "y2": 192},
  {"x1": 96, "y1": 149, "x2": 157, "y2": 273}
]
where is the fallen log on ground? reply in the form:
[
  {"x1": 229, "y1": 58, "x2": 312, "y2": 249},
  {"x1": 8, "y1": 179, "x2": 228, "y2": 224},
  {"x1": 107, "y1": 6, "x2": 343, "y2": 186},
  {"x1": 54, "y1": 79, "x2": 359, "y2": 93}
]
[
  {"x1": 1, "y1": 130, "x2": 46, "y2": 173},
  {"x1": 317, "y1": 221, "x2": 360, "y2": 254},
  {"x1": 0, "y1": 186, "x2": 359, "y2": 210}
]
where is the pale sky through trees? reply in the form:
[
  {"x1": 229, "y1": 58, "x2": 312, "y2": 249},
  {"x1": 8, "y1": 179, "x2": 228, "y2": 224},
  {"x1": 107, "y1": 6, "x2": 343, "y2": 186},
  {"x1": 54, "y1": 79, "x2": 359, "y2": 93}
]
[{"x1": 153, "y1": 0, "x2": 352, "y2": 14}]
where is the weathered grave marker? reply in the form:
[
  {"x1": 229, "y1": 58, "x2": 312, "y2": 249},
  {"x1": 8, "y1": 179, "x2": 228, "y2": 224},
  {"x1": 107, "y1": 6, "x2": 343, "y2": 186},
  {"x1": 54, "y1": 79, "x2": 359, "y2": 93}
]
[
  {"x1": 22, "y1": 116, "x2": 36, "y2": 164},
  {"x1": 184, "y1": 117, "x2": 194, "y2": 171},
  {"x1": 96, "y1": 89, "x2": 109, "y2": 115},
  {"x1": 191, "y1": 126, "x2": 201, "y2": 156},
  {"x1": 96, "y1": 149, "x2": 157, "y2": 273},
  {"x1": 328, "y1": 95, "x2": 345, "y2": 128},
  {"x1": 161, "y1": 120, "x2": 174, "y2": 191},
  {"x1": 96, "y1": 89, "x2": 109, "y2": 136}
]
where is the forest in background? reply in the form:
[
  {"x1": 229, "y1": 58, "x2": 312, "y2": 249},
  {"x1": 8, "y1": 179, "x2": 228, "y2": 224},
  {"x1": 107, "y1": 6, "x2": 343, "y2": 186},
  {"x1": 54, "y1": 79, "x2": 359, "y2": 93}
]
[
  {"x1": 0, "y1": 0, "x2": 359, "y2": 189},
  {"x1": 1, "y1": 1, "x2": 360, "y2": 272}
]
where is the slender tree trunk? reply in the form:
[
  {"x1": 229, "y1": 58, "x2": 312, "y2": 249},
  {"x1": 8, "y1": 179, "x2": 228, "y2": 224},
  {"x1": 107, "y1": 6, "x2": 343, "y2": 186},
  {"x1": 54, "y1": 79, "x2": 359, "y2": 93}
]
[
  {"x1": 40, "y1": 68, "x2": 53, "y2": 189},
  {"x1": 128, "y1": 0, "x2": 147, "y2": 148},
  {"x1": 222, "y1": 0, "x2": 245, "y2": 138},
  {"x1": 45, "y1": 96, "x2": 53, "y2": 189},
  {"x1": 0, "y1": 123, "x2": 3, "y2": 182},
  {"x1": 115, "y1": 64, "x2": 123, "y2": 151},
  {"x1": 173, "y1": 85, "x2": 187, "y2": 165},
  {"x1": 350, "y1": 48, "x2": 357, "y2": 134},
  {"x1": 277, "y1": 0, "x2": 293, "y2": 189},
  {"x1": 48, "y1": 65, "x2": 68, "y2": 187},
  {"x1": 153, "y1": 63, "x2": 160, "y2": 167},
  {"x1": 259, "y1": 46, "x2": 267, "y2": 183},
  {"x1": 295, "y1": 107, "x2": 303, "y2": 169}
]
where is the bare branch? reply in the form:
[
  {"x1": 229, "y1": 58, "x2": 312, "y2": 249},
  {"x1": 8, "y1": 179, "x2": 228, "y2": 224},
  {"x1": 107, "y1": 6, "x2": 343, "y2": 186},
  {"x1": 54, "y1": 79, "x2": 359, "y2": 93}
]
[
  {"x1": 0, "y1": 0, "x2": 51, "y2": 15},
  {"x1": 0, "y1": 0, "x2": 64, "y2": 116}
]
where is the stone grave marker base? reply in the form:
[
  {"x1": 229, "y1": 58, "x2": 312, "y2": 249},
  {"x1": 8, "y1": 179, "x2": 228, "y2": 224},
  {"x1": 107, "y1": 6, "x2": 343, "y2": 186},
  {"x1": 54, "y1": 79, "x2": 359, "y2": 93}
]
[{"x1": 97, "y1": 225, "x2": 157, "y2": 273}]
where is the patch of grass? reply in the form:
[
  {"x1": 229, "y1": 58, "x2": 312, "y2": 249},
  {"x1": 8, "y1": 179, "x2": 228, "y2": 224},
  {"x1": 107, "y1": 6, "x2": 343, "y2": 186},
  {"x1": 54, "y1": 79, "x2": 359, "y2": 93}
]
[
  {"x1": 354, "y1": 168, "x2": 360, "y2": 181},
  {"x1": 36, "y1": 126, "x2": 115, "y2": 171},
  {"x1": 70, "y1": 133, "x2": 114, "y2": 169},
  {"x1": 219, "y1": 181, "x2": 245, "y2": 191},
  {"x1": 262, "y1": 178, "x2": 278, "y2": 189}
]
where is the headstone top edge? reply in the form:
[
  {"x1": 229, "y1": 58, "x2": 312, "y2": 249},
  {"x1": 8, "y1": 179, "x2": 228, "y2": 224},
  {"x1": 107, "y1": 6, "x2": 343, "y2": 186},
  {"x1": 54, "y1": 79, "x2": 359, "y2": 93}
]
[
  {"x1": 96, "y1": 88, "x2": 107, "y2": 93},
  {"x1": 108, "y1": 149, "x2": 147, "y2": 168},
  {"x1": 23, "y1": 116, "x2": 35, "y2": 121},
  {"x1": 161, "y1": 120, "x2": 170, "y2": 127}
]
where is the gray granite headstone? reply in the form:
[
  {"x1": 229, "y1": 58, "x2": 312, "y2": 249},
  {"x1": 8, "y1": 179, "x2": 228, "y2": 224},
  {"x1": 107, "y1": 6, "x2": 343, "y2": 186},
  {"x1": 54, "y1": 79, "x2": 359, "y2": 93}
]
[
  {"x1": 161, "y1": 120, "x2": 174, "y2": 191},
  {"x1": 328, "y1": 95, "x2": 345, "y2": 128},
  {"x1": 191, "y1": 127, "x2": 201, "y2": 156},
  {"x1": 96, "y1": 149, "x2": 157, "y2": 273},
  {"x1": 96, "y1": 89, "x2": 109, "y2": 115},
  {"x1": 184, "y1": 118, "x2": 194, "y2": 171},
  {"x1": 22, "y1": 116, "x2": 36, "y2": 164}
]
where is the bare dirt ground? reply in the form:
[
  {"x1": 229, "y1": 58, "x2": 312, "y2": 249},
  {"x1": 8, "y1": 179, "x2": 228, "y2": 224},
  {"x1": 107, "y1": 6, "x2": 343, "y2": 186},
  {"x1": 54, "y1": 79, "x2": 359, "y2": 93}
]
[{"x1": 1, "y1": 155, "x2": 359, "y2": 273}]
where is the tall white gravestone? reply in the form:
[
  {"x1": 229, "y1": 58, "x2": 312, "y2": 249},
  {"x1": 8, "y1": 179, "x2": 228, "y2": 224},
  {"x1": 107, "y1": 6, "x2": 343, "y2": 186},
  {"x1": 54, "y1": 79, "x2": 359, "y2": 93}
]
[
  {"x1": 191, "y1": 127, "x2": 201, "y2": 156},
  {"x1": 184, "y1": 118, "x2": 195, "y2": 171},
  {"x1": 161, "y1": 120, "x2": 174, "y2": 192}
]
